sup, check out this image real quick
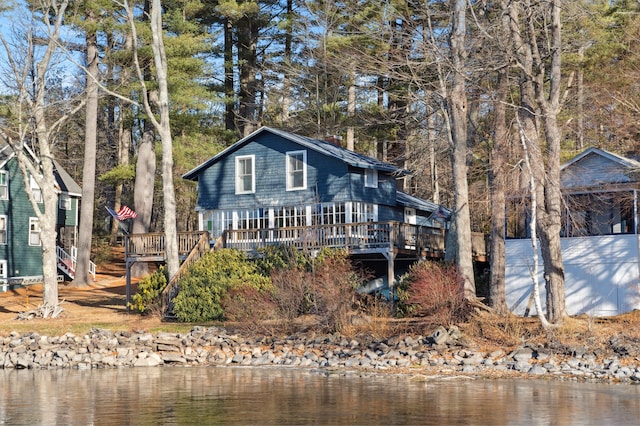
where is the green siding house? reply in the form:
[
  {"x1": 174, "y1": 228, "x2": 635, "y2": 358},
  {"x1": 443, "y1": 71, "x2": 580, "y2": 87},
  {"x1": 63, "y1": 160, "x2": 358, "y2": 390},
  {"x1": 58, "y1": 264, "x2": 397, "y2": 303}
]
[{"x1": 0, "y1": 145, "x2": 85, "y2": 291}]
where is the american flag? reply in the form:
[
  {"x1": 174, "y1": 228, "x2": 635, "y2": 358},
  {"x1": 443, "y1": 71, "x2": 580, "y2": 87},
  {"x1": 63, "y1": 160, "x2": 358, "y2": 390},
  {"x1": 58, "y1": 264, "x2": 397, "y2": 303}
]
[
  {"x1": 116, "y1": 205, "x2": 138, "y2": 220},
  {"x1": 106, "y1": 205, "x2": 137, "y2": 221}
]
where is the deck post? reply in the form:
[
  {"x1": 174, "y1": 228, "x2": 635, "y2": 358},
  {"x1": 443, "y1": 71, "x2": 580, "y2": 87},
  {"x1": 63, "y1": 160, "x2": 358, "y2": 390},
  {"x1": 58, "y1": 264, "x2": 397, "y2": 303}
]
[
  {"x1": 125, "y1": 260, "x2": 132, "y2": 311},
  {"x1": 382, "y1": 249, "x2": 397, "y2": 305}
]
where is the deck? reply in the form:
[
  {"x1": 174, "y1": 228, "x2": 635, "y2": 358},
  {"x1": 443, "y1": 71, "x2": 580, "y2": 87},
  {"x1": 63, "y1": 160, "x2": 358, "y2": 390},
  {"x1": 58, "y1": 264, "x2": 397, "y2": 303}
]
[
  {"x1": 223, "y1": 221, "x2": 447, "y2": 257},
  {"x1": 124, "y1": 232, "x2": 207, "y2": 262},
  {"x1": 223, "y1": 221, "x2": 487, "y2": 261},
  {"x1": 122, "y1": 224, "x2": 487, "y2": 263}
]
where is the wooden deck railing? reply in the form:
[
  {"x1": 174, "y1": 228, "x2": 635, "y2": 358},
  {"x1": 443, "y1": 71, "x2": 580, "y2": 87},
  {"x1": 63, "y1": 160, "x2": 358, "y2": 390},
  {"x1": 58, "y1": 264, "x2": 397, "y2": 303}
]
[
  {"x1": 223, "y1": 221, "x2": 448, "y2": 255},
  {"x1": 124, "y1": 232, "x2": 208, "y2": 259},
  {"x1": 161, "y1": 231, "x2": 212, "y2": 317},
  {"x1": 223, "y1": 222, "x2": 488, "y2": 259}
]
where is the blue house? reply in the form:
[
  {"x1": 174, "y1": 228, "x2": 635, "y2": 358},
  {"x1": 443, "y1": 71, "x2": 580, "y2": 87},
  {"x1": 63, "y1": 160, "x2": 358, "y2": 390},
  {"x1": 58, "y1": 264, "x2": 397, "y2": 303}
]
[
  {"x1": 0, "y1": 144, "x2": 92, "y2": 291},
  {"x1": 183, "y1": 126, "x2": 450, "y2": 290}
]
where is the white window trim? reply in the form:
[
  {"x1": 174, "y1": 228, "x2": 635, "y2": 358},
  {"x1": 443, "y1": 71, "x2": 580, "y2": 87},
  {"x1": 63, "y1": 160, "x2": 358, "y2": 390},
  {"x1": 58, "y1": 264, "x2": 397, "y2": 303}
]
[
  {"x1": 59, "y1": 194, "x2": 71, "y2": 210},
  {"x1": 0, "y1": 215, "x2": 6, "y2": 245},
  {"x1": 364, "y1": 169, "x2": 378, "y2": 188},
  {"x1": 0, "y1": 171, "x2": 8, "y2": 200},
  {"x1": 30, "y1": 175, "x2": 42, "y2": 203},
  {"x1": 286, "y1": 150, "x2": 307, "y2": 191},
  {"x1": 29, "y1": 217, "x2": 41, "y2": 246},
  {"x1": 0, "y1": 260, "x2": 6, "y2": 278},
  {"x1": 235, "y1": 155, "x2": 255, "y2": 194}
]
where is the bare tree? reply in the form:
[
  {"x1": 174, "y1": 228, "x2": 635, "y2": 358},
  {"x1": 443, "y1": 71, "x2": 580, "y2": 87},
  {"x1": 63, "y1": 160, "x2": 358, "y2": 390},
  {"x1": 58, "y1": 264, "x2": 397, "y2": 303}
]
[
  {"x1": 0, "y1": 0, "x2": 85, "y2": 316},
  {"x1": 124, "y1": 0, "x2": 179, "y2": 278},
  {"x1": 72, "y1": 9, "x2": 99, "y2": 287},
  {"x1": 488, "y1": 67, "x2": 509, "y2": 313},
  {"x1": 444, "y1": 0, "x2": 476, "y2": 299},
  {"x1": 507, "y1": 0, "x2": 566, "y2": 324}
]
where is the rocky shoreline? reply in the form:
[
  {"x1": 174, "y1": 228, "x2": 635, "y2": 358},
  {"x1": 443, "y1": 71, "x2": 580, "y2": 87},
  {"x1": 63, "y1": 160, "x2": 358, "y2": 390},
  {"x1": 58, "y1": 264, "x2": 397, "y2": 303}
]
[{"x1": 2, "y1": 325, "x2": 640, "y2": 383}]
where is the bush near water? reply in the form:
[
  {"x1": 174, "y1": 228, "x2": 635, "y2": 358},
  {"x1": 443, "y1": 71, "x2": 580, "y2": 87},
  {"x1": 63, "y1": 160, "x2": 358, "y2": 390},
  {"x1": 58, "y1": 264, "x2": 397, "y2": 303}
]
[{"x1": 130, "y1": 247, "x2": 470, "y2": 334}]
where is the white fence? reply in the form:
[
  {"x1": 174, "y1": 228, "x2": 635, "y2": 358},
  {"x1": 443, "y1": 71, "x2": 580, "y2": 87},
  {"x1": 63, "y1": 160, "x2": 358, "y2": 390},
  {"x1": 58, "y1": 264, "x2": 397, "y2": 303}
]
[{"x1": 505, "y1": 234, "x2": 640, "y2": 316}]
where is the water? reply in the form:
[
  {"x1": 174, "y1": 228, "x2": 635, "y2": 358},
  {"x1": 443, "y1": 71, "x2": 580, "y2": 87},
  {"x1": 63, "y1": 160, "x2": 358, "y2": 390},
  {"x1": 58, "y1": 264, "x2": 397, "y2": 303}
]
[{"x1": 1, "y1": 366, "x2": 639, "y2": 425}]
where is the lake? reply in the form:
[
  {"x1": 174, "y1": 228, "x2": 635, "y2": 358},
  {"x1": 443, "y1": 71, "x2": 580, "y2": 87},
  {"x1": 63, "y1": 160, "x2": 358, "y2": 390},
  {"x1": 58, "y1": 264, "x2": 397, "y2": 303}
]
[{"x1": 1, "y1": 366, "x2": 639, "y2": 425}]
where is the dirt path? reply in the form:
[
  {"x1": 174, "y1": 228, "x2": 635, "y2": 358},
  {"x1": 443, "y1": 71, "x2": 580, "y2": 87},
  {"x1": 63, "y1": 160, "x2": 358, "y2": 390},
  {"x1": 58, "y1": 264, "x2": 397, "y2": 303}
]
[{"x1": 0, "y1": 250, "x2": 164, "y2": 335}]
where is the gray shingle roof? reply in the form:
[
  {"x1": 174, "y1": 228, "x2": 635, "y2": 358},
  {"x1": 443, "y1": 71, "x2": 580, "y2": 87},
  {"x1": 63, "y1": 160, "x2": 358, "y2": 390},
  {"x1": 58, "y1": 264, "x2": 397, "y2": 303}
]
[
  {"x1": 53, "y1": 160, "x2": 82, "y2": 196},
  {"x1": 396, "y1": 190, "x2": 450, "y2": 217},
  {"x1": 0, "y1": 144, "x2": 81, "y2": 196},
  {"x1": 183, "y1": 126, "x2": 408, "y2": 180}
]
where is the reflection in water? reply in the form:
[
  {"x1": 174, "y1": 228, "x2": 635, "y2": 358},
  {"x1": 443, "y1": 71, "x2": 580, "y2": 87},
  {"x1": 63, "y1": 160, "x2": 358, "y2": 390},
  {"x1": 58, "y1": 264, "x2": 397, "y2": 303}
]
[{"x1": 1, "y1": 366, "x2": 639, "y2": 425}]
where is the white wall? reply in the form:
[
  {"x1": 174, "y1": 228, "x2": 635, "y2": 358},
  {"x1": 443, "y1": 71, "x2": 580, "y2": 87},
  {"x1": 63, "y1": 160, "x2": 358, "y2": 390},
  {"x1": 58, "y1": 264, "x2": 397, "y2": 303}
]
[{"x1": 505, "y1": 234, "x2": 640, "y2": 317}]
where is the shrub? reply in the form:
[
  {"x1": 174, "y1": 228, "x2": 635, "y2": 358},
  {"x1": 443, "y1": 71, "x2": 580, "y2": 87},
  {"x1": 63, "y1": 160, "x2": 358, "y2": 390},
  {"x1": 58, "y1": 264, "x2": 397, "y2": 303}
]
[
  {"x1": 129, "y1": 266, "x2": 168, "y2": 315},
  {"x1": 270, "y1": 267, "x2": 312, "y2": 325},
  {"x1": 171, "y1": 249, "x2": 272, "y2": 322},
  {"x1": 221, "y1": 284, "x2": 276, "y2": 324},
  {"x1": 256, "y1": 245, "x2": 311, "y2": 275},
  {"x1": 397, "y1": 261, "x2": 469, "y2": 326},
  {"x1": 260, "y1": 249, "x2": 366, "y2": 333},
  {"x1": 308, "y1": 249, "x2": 364, "y2": 332}
]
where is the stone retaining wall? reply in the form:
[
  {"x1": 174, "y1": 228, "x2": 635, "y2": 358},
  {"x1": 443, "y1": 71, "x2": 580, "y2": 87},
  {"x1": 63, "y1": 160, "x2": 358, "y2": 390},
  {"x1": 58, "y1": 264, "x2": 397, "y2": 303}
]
[{"x1": 2, "y1": 326, "x2": 639, "y2": 383}]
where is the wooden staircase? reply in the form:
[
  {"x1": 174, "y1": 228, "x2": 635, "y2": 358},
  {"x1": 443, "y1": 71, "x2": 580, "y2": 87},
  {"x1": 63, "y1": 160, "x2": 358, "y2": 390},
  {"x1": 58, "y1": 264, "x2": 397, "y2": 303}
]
[
  {"x1": 161, "y1": 233, "x2": 219, "y2": 319},
  {"x1": 56, "y1": 246, "x2": 96, "y2": 281}
]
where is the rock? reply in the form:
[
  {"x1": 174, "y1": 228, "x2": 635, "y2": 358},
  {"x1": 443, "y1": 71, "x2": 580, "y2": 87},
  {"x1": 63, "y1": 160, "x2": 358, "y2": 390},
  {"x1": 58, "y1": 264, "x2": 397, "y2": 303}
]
[
  {"x1": 511, "y1": 347, "x2": 534, "y2": 363},
  {"x1": 529, "y1": 365, "x2": 547, "y2": 375},
  {"x1": 431, "y1": 326, "x2": 449, "y2": 345},
  {"x1": 162, "y1": 352, "x2": 187, "y2": 364}
]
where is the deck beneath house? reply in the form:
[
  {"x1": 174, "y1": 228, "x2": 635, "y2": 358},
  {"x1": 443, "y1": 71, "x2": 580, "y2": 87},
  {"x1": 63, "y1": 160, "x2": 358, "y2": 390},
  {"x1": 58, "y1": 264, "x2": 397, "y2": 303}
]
[
  {"x1": 222, "y1": 222, "x2": 446, "y2": 257},
  {"x1": 123, "y1": 223, "x2": 487, "y2": 261}
]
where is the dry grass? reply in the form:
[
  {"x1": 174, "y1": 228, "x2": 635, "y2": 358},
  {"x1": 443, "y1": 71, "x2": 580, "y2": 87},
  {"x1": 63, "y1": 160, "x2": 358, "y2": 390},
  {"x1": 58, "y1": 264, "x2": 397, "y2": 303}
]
[
  {"x1": 0, "y1": 248, "x2": 198, "y2": 337},
  {"x1": 2, "y1": 246, "x2": 640, "y2": 357},
  {"x1": 463, "y1": 309, "x2": 640, "y2": 355}
]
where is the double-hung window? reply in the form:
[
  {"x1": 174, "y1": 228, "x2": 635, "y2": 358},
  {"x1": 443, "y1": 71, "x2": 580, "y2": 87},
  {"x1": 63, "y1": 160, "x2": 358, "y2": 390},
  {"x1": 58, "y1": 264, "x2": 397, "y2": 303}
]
[
  {"x1": 59, "y1": 194, "x2": 71, "y2": 210},
  {"x1": 235, "y1": 155, "x2": 255, "y2": 194},
  {"x1": 29, "y1": 217, "x2": 40, "y2": 246},
  {"x1": 30, "y1": 175, "x2": 42, "y2": 203},
  {"x1": 364, "y1": 169, "x2": 378, "y2": 188},
  {"x1": 286, "y1": 150, "x2": 307, "y2": 191},
  {"x1": 0, "y1": 215, "x2": 6, "y2": 244},
  {"x1": 0, "y1": 171, "x2": 8, "y2": 200}
]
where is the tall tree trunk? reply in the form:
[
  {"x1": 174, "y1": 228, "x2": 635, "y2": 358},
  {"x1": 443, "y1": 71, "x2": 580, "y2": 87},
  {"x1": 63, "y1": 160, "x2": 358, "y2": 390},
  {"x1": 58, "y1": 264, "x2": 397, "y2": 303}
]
[
  {"x1": 110, "y1": 32, "x2": 132, "y2": 245},
  {"x1": 531, "y1": 0, "x2": 565, "y2": 324},
  {"x1": 508, "y1": 0, "x2": 566, "y2": 324},
  {"x1": 73, "y1": 20, "x2": 99, "y2": 287},
  {"x1": 150, "y1": 0, "x2": 179, "y2": 278},
  {"x1": 446, "y1": 0, "x2": 476, "y2": 299},
  {"x1": 280, "y1": 0, "x2": 293, "y2": 125},
  {"x1": 131, "y1": 124, "x2": 155, "y2": 277},
  {"x1": 346, "y1": 68, "x2": 356, "y2": 151},
  {"x1": 488, "y1": 68, "x2": 509, "y2": 313},
  {"x1": 130, "y1": 0, "x2": 155, "y2": 278},
  {"x1": 224, "y1": 18, "x2": 236, "y2": 133},
  {"x1": 428, "y1": 109, "x2": 440, "y2": 204},
  {"x1": 238, "y1": 18, "x2": 258, "y2": 137}
]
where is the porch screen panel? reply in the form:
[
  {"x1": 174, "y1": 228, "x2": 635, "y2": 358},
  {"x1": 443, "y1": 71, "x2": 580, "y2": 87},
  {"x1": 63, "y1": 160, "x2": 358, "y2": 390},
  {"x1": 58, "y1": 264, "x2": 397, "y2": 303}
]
[
  {"x1": 563, "y1": 191, "x2": 635, "y2": 236},
  {"x1": 237, "y1": 208, "x2": 268, "y2": 229},
  {"x1": 274, "y1": 206, "x2": 306, "y2": 228},
  {"x1": 352, "y1": 202, "x2": 377, "y2": 223},
  {"x1": 312, "y1": 203, "x2": 346, "y2": 225}
]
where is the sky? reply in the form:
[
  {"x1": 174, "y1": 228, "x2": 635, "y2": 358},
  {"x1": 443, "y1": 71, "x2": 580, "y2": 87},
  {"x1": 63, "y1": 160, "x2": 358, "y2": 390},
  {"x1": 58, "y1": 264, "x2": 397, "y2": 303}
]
[{"x1": 0, "y1": 4, "x2": 85, "y2": 96}]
